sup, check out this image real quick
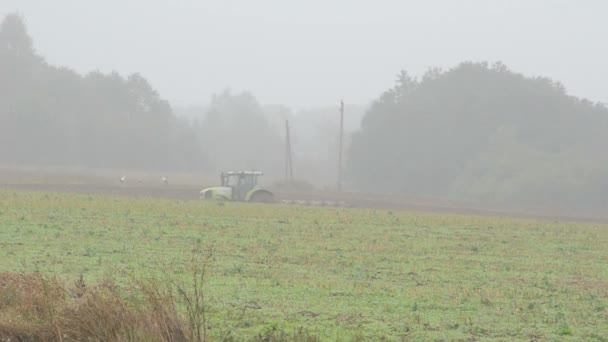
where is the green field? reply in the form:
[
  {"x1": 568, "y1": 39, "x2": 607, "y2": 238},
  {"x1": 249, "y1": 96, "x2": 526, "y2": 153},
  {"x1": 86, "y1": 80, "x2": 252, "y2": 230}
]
[{"x1": 1, "y1": 190, "x2": 607, "y2": 341}]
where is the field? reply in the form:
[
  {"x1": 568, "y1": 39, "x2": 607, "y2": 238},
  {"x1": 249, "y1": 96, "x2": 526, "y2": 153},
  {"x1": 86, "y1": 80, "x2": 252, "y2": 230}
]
[{"x1": 1, "y1": 190, "x2": 608, "y2": 341}]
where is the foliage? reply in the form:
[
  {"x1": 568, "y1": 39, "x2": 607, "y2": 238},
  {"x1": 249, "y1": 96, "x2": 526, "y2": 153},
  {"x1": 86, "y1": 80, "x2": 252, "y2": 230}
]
[
  {"x1": 0, "y1": 14, "x2": 287, "y2": 175},
  {"x1": 201, "y1": 91, "x2": 283, "y2": 175},
  {"x1": 0, "y1": 14, "x2": 203, "y2": 172},
  {"x1": 348, "y1": 63, "x2": 608, "y2": 207}
]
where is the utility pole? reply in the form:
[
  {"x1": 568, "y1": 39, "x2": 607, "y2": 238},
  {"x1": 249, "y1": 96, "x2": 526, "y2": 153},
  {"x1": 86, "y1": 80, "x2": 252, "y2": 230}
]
[
  {"x1": 285, "y1": 120, "x2": 293, "y2": 183},
  {"x1": 337, "y1": 99, "x2": 344, "y2": 191}
]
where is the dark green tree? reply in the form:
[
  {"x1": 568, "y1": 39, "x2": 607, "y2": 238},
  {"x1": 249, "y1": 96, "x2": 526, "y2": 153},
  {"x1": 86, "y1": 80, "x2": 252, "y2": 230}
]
[{"x1": 348, "y1": 62, "x2": 608, "y2": 207}]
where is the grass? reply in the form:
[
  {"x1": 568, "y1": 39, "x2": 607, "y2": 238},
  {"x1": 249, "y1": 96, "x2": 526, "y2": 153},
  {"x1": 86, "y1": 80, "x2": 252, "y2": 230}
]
[
  {"x1": 0, "y1": 190, "x2": 607, "y2": 340},
  {"x1": 0, "y1": 273, "x2": 188, "y2": 341}
]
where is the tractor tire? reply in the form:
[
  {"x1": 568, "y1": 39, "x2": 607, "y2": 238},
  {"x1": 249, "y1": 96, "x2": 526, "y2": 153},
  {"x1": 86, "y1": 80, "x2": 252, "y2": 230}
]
[{"x1": 250, "y1": 191, "x2": 274, "y2": 203}]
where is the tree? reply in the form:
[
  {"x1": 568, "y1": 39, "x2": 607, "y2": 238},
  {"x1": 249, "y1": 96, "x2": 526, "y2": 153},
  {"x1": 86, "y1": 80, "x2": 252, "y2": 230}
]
[
  {"x1": 0, "y1": 14, "x2": 41, "y2": 164},
  {"x1": 0, "y1": 13, "x2": 206, "y2": 172},
  {"x1": 0, "y1": 13, "x2": 34, "y2": 59},
  {"x1": 201, "y1": 90, "x2": 282, "y2": 175},
  {"x1": 347, "y1": 62, "x2": 608, "y2": 208}
]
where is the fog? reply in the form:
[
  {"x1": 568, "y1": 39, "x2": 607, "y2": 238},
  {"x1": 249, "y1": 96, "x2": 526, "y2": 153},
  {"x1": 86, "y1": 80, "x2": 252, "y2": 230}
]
[
  {"x1": 3, "y1": 1, "x2": 607, "y2": 106},
  {"x1": 2, "y1": 2, "x2": 608, "y2": 214}
]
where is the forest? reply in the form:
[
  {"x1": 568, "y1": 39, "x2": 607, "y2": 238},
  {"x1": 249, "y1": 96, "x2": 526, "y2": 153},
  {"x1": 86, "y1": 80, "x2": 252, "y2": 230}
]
[
  {"x1": 349, "y1": 64, "x2": 608, "y2": 207},
  {"x1": 0, "y1": 14, "x2": 284, "y2": 174}
]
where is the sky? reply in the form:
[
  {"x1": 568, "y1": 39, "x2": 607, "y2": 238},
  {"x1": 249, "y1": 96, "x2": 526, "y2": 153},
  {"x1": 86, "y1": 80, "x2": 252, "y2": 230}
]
[{"x1": 2, "y1": 0, "x2": 607, "y2": 107}]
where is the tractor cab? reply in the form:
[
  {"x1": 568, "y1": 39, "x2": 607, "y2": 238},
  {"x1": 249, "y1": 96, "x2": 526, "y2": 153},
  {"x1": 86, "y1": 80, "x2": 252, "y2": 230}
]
[
  {"x1": 221, "y1": 171, "x2": 262, "y2": 201},
  {"x1": 200, "y1": 170, "x2": 273, "y2": 202}
]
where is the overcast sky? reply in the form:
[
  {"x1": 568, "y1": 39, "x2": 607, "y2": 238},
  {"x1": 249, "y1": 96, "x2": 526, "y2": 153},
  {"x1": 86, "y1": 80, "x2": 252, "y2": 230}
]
[{"x1": 3, "y1": 0, "x2": 607, "y2": 107}]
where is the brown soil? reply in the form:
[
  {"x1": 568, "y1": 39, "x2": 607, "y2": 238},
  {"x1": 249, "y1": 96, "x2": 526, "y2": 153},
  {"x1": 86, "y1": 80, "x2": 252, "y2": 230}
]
[{"x1": 1, "y1": 166, "x2": 607, "y2": 224}]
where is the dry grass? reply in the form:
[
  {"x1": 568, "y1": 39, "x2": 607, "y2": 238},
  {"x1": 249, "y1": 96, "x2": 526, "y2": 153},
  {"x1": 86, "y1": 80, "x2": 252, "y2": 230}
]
[
  {"x1": 0, "y1": 273, "x2": 189, "y2": 341},
  {"x1": 0, "y1": 271, "x2": 319, "y2": 342}
]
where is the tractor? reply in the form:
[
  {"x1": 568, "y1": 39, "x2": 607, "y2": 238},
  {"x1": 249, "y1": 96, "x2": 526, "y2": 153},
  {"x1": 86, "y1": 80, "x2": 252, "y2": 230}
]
[{"x1": 200, "y1": 171, "x2": 274, "y2": 202}]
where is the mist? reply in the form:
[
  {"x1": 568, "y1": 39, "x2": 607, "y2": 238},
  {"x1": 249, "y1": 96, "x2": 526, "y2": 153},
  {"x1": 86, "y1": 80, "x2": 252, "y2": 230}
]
[
  {"x1": 3, "y1": 1, "x2": 607, "y2": 106},
  {"x1": 2, "y1": 2, "x2": 608, "y2": 216}
]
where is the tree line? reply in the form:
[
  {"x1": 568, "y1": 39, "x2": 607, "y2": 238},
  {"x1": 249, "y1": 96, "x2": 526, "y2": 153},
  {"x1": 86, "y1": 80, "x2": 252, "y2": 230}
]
[
  {"x1": 0, "y1": 14, "x2": 282, "y2": 174},
  {"x1": 348, "y1": 63, "x2": 608, "y2": 208}
]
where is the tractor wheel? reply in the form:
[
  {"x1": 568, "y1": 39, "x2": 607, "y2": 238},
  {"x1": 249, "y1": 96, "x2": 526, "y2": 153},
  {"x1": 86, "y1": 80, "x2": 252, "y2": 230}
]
[{"x1": 250, "y1": 191, "x2": 274, "y2": 203}]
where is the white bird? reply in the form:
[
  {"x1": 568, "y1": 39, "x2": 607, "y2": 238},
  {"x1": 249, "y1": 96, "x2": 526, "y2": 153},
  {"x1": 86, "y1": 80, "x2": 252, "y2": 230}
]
[
  {"x1": 120, "y1": 176, "x2": 126, "y2": 183},
  {"x1": 162, "y1": 176, "x2": 168, "y2": 184}
]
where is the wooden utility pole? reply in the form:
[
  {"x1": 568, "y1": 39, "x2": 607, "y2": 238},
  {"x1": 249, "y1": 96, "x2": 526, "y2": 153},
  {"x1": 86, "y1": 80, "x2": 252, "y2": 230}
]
[
  {"x1": 337, "y1": 99, "x2": 344, "y2": 191},
  {"x1": 285, "y1": 120, "x2": 294, "y2": 183}
]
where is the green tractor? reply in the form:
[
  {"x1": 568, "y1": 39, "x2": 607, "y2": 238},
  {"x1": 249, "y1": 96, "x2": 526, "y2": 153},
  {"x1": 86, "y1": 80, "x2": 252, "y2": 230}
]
[{"x1": 200, "y1": 171, "x2": 274, "y2": 202}]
